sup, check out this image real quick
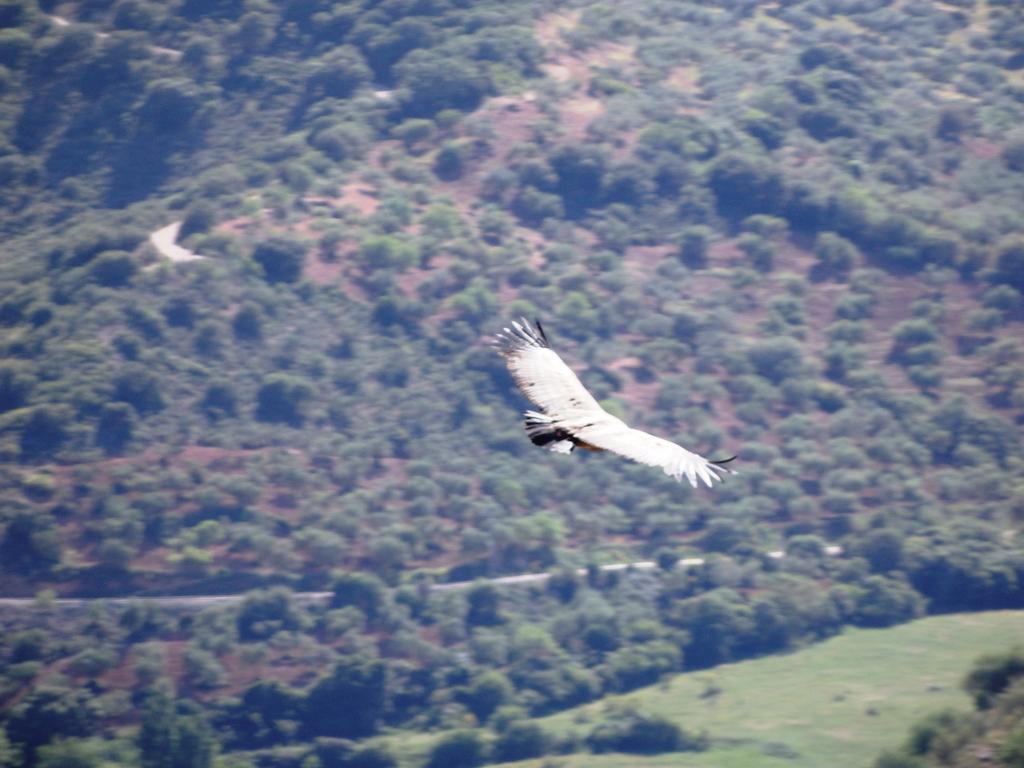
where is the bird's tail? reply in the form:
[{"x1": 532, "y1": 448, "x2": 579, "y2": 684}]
[{"x1": 523, "y1": 411, "x2": 574, "y2": 454}]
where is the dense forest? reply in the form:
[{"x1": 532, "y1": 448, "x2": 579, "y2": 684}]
[{"x1": 0, "y1": 0, "x2": 1022, "y2": 765}]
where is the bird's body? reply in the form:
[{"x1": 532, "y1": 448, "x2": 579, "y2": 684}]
[{"x1": 494, "y1": 318, "x2": 735, "y2": 488}]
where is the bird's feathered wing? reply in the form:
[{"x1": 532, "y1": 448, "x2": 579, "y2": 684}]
[{"x1": 494, "y1": 319, "x2": 734, "y2": 488}]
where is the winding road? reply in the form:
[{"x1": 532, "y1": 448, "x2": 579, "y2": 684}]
[{"x1": 0, "y1": 546, "x2": 842, "y2": 610}]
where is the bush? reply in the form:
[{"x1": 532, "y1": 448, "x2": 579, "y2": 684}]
[
  {"x1": 0, "y1": 362, "x2": 34, "y2": 413},
  {"x1": 252, "y1": 237, "x2": 307, "y2": 284},
  {"x1": 96, "y1": 402, "x2": 136, "y2": 455},
  {"x1": 304, "y1": 659, "x2": 388, "y2": 739},
  {"x1": 114, "y1": 366, "x2": 165, "y2": 414},
  {"x1": 994, "y1": 238, "x2": 1024, "y2": 291},
  {"x1": 179, "y1": 202, "x2": 217, "y2": 239},
  {"x1": 89, "y1": 251, "x2": 137, "y2": 287},
  {"x1": 255, "y1": 374, "x2": 313, "y2": 425},
  {"x1": 708, "y1": 153, "x2": 784, "y2": 218},
  {"x1": 493, "y1": 722, "x2": 549, "y2": 762},
  {"x1": 1002, "y1": 728, "x2": 1024, "y2": 768},
  {"x1": 331, "y1": 573, "x2": 388, "y2": 620},
  {"x1": 586, "y1": 708, "x2": 704, "y2": 754},
  {"x1": 747, "y1": 338, "x2": 804, "y2": 383},
  {"x1": 813, "y1": 232, "x2": 857, "y2": 275},
  {"x1": 964, "y1": 648, "x2": 1024, "y2": 709},
  {"x1": 237, "y1": 588, "x2": 304, "y2": 641},
  {"x1": 434, "y1": 141, "x2": 469, "y2": 180},
  {"x1": 20, "y1": 406, "x2": 72, "y2": 460},
  {"x1": 425, "y1": 730, "x2": 486, "y2": 768}
]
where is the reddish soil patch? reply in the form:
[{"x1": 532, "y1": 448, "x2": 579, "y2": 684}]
[
  {"x1": 304, "y1": 256, "x2": 346, "y2": 285},
  {"x1": 964, "y1": 137, "x2": 1002, "y2": 160},
  {"x1": 395, "y1": 253, "x2": 454, "y2": 299},
  {"x1": 330, "y1": 182, "x2": 380, "y2": 216}
]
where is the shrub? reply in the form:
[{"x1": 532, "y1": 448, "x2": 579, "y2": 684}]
[
  {"x1": 586, "y1": 708, "x2": 704, "y2": 754},
  {"x1": 255, "y1": 374, "x2": 313, "y2": 425},
  {"x1": 252, "y1": 237, "x2": 307, "y2": 283},
  {"x1": 96, "y1": 402, "x2": 136, "y2": 455},
  {"x1": 113, "y1": 366, "x2": 165, "y2": 414},
  {"x1": 493, "y1": 722, "x2": 549, "y2": 762},
  {"x1": 20, "y1": 406, "x2": 72, "y2": 460},
  {"x1": 237, "y1": 588, "x2": 304, "y2": 641},
  {"x1": 89, "y1": 251, "x2": 137, "y2": 287},
  {"x1": 425, "y1": 730, "x2": 486, "y2": 768},
  {"x1": 304, "y1": 659, "x2": 388, "y2": 738},
  {"x1": 964, "y1": 648, "x2": 1024, "y2": 709},
  {"x1": 994, "y1": 238, "x2": 1024, "y2": 291},
  {"x1": 746, "y1": 338, "x2": 804, "y2": 383},
  {"x1": 813, "y1": 231, "x2": 857, "y2": 275},
  {"x1": 179, "y1": 202, "x2": 216, "y2": 239}
]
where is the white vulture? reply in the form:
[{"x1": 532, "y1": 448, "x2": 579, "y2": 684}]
[{"x1": 494, "y1": 318, "x2": 735, "y2": 488}]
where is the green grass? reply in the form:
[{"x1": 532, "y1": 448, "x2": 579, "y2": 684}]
[{"x1": 381, "y1": 611, "x2": 1024, "y2": 768}]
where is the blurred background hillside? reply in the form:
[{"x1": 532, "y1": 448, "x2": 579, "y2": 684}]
[{"x1": 0, "y1": 0, "x2": 1022, "y2": 766}]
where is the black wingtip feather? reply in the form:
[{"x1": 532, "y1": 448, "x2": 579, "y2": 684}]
[{"x1": 534, "y1": 318, "x2": 548, "y2": 345}]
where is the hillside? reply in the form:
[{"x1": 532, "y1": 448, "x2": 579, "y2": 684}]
[
  {"x1": 1, "y1": 0, "x2": 1023, "y2": 765},
  {"x1": 379, "y1": 611, "x2": 1024, "y2": 768}
]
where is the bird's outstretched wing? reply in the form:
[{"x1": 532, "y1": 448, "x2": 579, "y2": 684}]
[
  {"x1": 572, "y1": 420, "x2": 734, "y2": 488},
  {"x1": 494, "y1": 318, "x2": 734, "y2": 487},
  {"x1": 493, "y1": 318, "x2": 603, "y2": 416}
]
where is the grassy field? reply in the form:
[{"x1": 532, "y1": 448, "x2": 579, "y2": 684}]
[{"x1": 381, "y1": 611, "x2": 1024, "y2": 768}]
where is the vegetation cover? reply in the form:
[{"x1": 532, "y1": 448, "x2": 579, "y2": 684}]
[{"x1": 0, "y1": 0, "x2": 1023, "y2": 765}]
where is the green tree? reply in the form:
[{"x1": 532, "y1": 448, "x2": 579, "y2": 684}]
[
  {"x1": 303, "y1": 659, "x2": 388, "y2": 738},
  {"x1": 861, "y1": 528, "x2": 904, "y2": 573},
  {"x1": 200, "y1": 381, "x2": 237, "y2": 420},
  {"x1": 232, "y1": 302, "x2": 264, "y2": 341},
  {"x1": 1, "y1": 511, "x2": 61, "y2": 574},
  {"x1": 1002, "y1": 728, "x2": 1024, "y2": 768},
  {"x1": 114, "y1": 366, "x2": 165, "y2": 414},
  {"x1": 358, "y1": 235, "x2": 417, "y2": 272},
  {"x1": 994, "y1": 237, "x2": 1024, "y2": 291},
  {"x1": 95, "y1": 402, "x2": 135, "y2": 455},
  {"x1": 331, "y1": 573, "x2": 388, "y2": 621},
  {"x1": 678, "y1": 226, "x2": 712, "y2": 268},
  {"x1": 493, "y1": 722, "x2": 548, "y2": 762},
  {"x1": 255, "y1": 374, "x2": 313, "y2": 425},
  {"x1": 425, "y1": 731, "x2": 486, "y2": 768},
  {"x1": 462, "y1": 671, "x2": 514, "y2": 723},
  {"x1": 963, "y1": 648, "x2": 1024, "y2": 709},
  {"x1": 708, "y1": 153, "x2": 784, "y2": 218},
  {"x1": 252, "y1": 236, "x2": 306, "y2": 284},
  {"x1": 138, "y1": 686, "x2": 175, "y2": 768},
  {"x1": 813, "y1": 231, "x2": 857, "y2": 276},
  {"x1": 747, "y1": 338, "x2": 805, "y2": 384},
  {"x1": 395, "y1": 50, "x2": 490, "y2": 117},
  {"x1": 466, "y1": 583, "x2": 503, "y2": 627},
  {"x1": 88, "y1": 251, "x2": 137, "y2": 287},
  {"x1": 0, "y1": 362, "x2": 34, "y2": 413},
  {"x1": 138, "y1": 685, "x2": 214, "y2": 768},
  {"x1": 35, "y1": 738, "x2": 102, "y2": 768},
  {"x1": 19, "y1": 405, "x2": 72, "y2": 459},
  {"x1": 178, "y1": 202, "x2": 216, "y2": 240},
  {"x1": 7, "y1": 688, "x2": 97, "y2": 766},
  {"x1": 237, "y1": 588, "x2": 303, "y2": 641}
]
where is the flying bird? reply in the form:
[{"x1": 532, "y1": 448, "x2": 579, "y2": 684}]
[{"x1": 494, "y1": 319, "x2": 735, "y2": 488}]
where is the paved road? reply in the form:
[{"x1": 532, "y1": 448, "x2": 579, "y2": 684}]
[{"x1": 0, "y1": 546, "x2": 843, "y2": 610}]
